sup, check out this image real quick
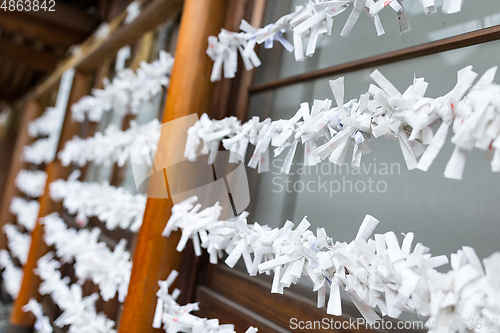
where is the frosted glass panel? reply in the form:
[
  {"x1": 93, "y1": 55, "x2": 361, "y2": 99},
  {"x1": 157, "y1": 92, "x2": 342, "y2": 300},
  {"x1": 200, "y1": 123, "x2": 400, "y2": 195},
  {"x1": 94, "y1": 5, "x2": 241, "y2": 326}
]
[
  {"x1": 254, "y1": 0, "x2": 500, "y2": 84},
  {"x1": 247, "y1": 41, "x2": 500, "y2": 269}
]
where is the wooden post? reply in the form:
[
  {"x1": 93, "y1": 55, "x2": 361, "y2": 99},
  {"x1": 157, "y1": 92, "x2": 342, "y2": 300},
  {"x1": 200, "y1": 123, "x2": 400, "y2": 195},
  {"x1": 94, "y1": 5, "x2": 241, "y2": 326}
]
[
  {"x1": 8, "y1": 71, "x2": 92, "y2": 333},
  {"x1": 117, "y1": 0, "x2": 227, "y2": 332},
  {"x1": 0, "y1": 100, "x2": 43, "y2": 250}
]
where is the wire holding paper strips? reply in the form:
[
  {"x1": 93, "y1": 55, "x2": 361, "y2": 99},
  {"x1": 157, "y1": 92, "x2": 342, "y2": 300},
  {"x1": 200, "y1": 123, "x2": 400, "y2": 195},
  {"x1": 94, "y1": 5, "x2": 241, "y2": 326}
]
[
  {"x1": 10, "y1": 197, "x2": 39, "y2": 231},
  {"x1": 15, "y1": 169, "x2": 47, "y2": 198},
  {"x1": 58, "y1": 119, "x2": 161, "y2": 168},
  {"x1": 186, "y1": 66, "x2": 500, "y2": 180},
  {"x1": 207, "y1": 0, "x2": 465, "y2": 81},
  {"x1": 23, "y1": 299, "x2": 53, "y2": 333},
  {"x1": 163, "y1": 196, "x2": 500, "y2": 333},
  {"x1": 49, "y1": 171, "x2": 146, "y2": 232},
  {"x1": 35, "y1": 253, "x2": 117, "y2": 333},
  {"x1": 41, "y1": 213, "x2": 132, "y2": 302},
  {"x1": 153, "y1": 269, "x2": 258, "y2": 333},
  {"x1": 71, "y1": 51, "x2": 174, "y2": 123},
  {"x1": 3, "y1": 224, "x2": 31, "y2": 265},
  {"x1": 0, "y1": 250, "x2": 23, "y2": 298}
]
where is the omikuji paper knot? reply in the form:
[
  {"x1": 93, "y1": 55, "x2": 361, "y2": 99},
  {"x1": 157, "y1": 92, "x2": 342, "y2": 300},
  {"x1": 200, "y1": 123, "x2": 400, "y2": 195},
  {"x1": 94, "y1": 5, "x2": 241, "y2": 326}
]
[
  {"x1": 23, "y1": 299, "x2": 53, "y2": 333},
  {"x1": 154, "y1": 269, "x2": 258, "y2": 333},
  {"x1": 15, "y1": 169, "x2": 47, "y2": 198},
  {"x1": 59, "y1": 119, "x2": 160, "y2": 167},
  {"x1": 71, "y1": 51, "x2": 173, "y2": 122},
  {"x1": 49, "y1": 175, "x2": 146, "y2": 232},
  {"x1": 186, "y1": 66, "x2": 500, "y2": 180},
  {"x1": 28, "y1": 106, "x2": 61, "y2": 138},
  {"x1": 35, "y1": 253, "x2": 117, "y2": 333},
  {"x1": 22, "y1": 136, "x2": 59, "y2": 165},
  {"x1": 41, "y1": 214, "x2": 132, "y2": 302},
  {"x1": 3, "y1": 224, "x2": 31, "y2": 265},
  {"x1": 10, "y1": 197, "x2": 39, "y2": 231},
  {"x1": 0, "y1": 250, "x2": 22, "y2": 298},
  {"x1": 163, "y1": 196, "x2": 500, "y2": 332}
]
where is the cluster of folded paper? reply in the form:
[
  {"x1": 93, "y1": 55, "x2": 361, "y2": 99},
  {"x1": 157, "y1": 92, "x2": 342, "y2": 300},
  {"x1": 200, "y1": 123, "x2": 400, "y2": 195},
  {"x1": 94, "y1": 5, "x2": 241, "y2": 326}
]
[
  {"x1": 186, "y1": 66, "x2": 500, "y2": 181},
  {"x1": 49, "y1": 171, "x2": 146, "y2": 232},
  {"x1": 163, "y1": 195, "x2": 500, "y2": 333},
  {"x1": 71, "y1": 51, "x2": 174, "y2": 122},
  {"x1": 153, "y1": 269, "x2": 259, "y2": 333},
  {"x1": 207, "y1": 0, "x2": 465, "y2": 81},
  {"x1": 58, "y1": 119, "x2": 161, "y2": 168}
]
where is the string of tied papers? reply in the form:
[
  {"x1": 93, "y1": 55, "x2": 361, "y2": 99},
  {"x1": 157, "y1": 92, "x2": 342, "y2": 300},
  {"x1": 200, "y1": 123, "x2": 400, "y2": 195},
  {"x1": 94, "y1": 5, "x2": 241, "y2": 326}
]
[
  {"x1": 58, "y1": 119, "x2": 160, "y2": 168},
  {"x1": 15, "y1": 170, "x2": 47, "y2": 198},
  {"x1": 153, "y1": 269, "x2": 258, "y2": 333},
  {"x1": 162, "y1": 195, "x2": 500, "y2": 333},
  {"x1": 22, "y1": 215, "x2": 258, "y2": 333},
  {"x1": 185, "y1": 66, "x2": 500, "y2": 180},
  {"x1": 207, "y1": 0, "x2": 465, "y2": 81},
  {"x1": 30, "y1": 253, "x2": 118, "y2": 333},
  {"x1": 23, "y1": 213, "x2": 133, "y2": 333},
  {"x1": 49, "y1": 171, "x2": 146, "y2": 232},
  {"x1": 71, "y1": 51, "x2": 174, "y2": 123},
  {"x1": 0, "y1": 171, "x2": 41, "y2": 299}
]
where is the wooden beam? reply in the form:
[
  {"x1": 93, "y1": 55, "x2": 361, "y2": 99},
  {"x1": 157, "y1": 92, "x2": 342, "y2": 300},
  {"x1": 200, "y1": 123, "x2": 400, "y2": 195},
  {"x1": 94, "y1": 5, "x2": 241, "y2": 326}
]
[
  {"x1": 249, "y1": 24, "x2": 500, "y2": 94},
  {"x1": 0, "y1": 11, "x2": 85, "y2": 48},
  {"x1": 6, "y1": 64, "x2": 29, "y2": 101},
  {"x1": 22, "y1": 2, "x2": 96, "y2": 34},
  {"x1": 0, "y1": 57, "x2": 16, "y2": 89},
  {"x1": 77, "y1": 0, "x2": 184, "y2": 72},
  {"x1": 8, "y1": 71, "x2": 92, "y2": 332},
  {"x1": 0, "y1": 100, "x2": 43, "y2": 250},
  {"x1": 117, "y1": 0, "x2": 228, "y2": 332},
  {"x1": 0, "y1": 38, "x2": 57, "y2": 72}
]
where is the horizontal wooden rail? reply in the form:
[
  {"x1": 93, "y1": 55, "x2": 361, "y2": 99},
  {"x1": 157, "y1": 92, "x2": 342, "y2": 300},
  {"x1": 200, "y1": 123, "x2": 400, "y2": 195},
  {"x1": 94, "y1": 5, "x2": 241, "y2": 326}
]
[
  {"x1": 249, "y1": 24, "x2": 500, "y2": 94},
  {"x1": 196, "y1": 286, "x2": 291, "y2": 333},
  {"x1": 205, "y1": 265, "x2": 426, "y2": 333}
]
